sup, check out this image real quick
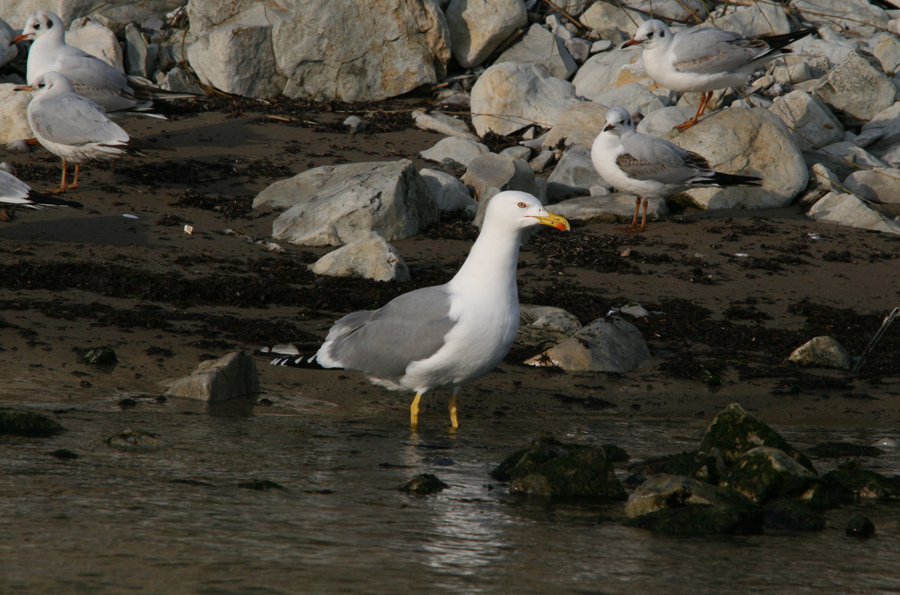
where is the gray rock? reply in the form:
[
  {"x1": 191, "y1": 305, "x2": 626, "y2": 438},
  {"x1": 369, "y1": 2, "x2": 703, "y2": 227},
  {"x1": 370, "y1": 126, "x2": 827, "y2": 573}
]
[
  {"x1": 471, "y1": 62, "x2": 579, "y2": 136},
  {"x1": 622, "y1": 0, "x2": 707, "y2": 21},
  {"x1": 565, "y1": 37, "x2": 591, "y2": 63},
  {"x1": 572, "y1": 48, "x2": 649, "y2": 102},
  {"x1": 0, "y1": 84, "x2": 35, "y2": 146},
  {"x1": 800, "y1": 163, "x2": 842, "y2": 204},
  {"x1": 787, "y1": 336, "x2": 852, "y2": 369},
  {"x1": 591, "y1": 39, "x2": 612, "y2": 53},
  {"x1": 768, "y1": 90, "x2": 844, "y2": 151},
  {"x1": 579, "y1": 2, "x2": 647, "y2": 36},
  {"x1": 309, "y1": 232, "x2": 410, "y2": 282},
  {"x1": 500, "y1": 145, "x2": 532, "y2": 161},
  {"x1": 165, "y1": 352, "x2": 260, "y2": 402},
  {"x1": 542, "y1": 101, "x2": 609, "y2": 150},
  {"x1": 529, "y1": 150, "x2": 555, "y2": 173},
  {"x1": 160, "y1": 66, "x2": 203, "y2": 94},
  {"x1": 546, "y1": 147, "x2": 608, "y2": 201},
  {"x1": 445, "y1": 0, "x2": 527, "y2": 68},
  {"x1": 666, "y1": 108, "x2": 808, "y2": 209},
  {"x1": 721, "y1": 446, "x2": 820, "y2": 503},
  {"x1": 636, "y1": 105, "x2": 697, "y2": 136},
  {"x1": 273, "y1": 0, "x2": 450, "y2": 101},
  {"x1": 811, "y1": 51, "x2": 897, "y2": 126},
  {"x1": 188, "y1": 5, "x2": 286, "y2": 98},
  {"x1": 793, "y1": 0, "x2": 889, "y2": 37},
  {"x1": 595, "y1": 82, "x2": 668, "y2": 116},
  {"x1": 412, "y1": 110, "x2": 479, "y2": 141},
  {"x1": 420, "y1": 136, "x2": 490, "y2": 168},
  {"x1": 872, "y1": 32, "x2": 900, "y2": 75},
  {"x1": 771, "y1": 56, "x2": 815, "y2": 85},
  {"x1": 551, "y1": 194, "x2": 667, "y2": 223},
  {"x1": 419, "y1": 168, "x2": 478, "y2": 215},
  {"x1": 702, "y1": 1, "x2": 790, "y2": 36},
  {"x1": 523, "y1": 316, "x2": 652, "y2": 373},
  {"x1": 790, "y1": 34, "x2": 858, "y2": 72},
  {"x1": 66, "y1": 16, "x2": 123, "y2": 71},
  {"x1": 495, "y1": 23, "x2": 578, "y2": 80},
  {"x1": 124, "y1": 22, "x2": 154, "y2": 78},
  {"x1": 464, "y1": 152, "x2": 540, "y2": 215},
  {"x1": 343, "y1": 115, "x2": 365, "y2": 134},
  {"x1": 516, "y1": 304, "x2": 582, "y2": 350},
  {"x1": 254, "y1": 160, "x2": 438, "y2": 246},
  {"x1": 808, "y1": 192, "x2": 900, "y2": 234},
  {"x1": 843, "y1": 167, "x2": 900, "y2": 204},
  {"x1": 860, "y1": 102, "x2": 900, "y2": 161},
  {"x1": 821, "y1": 141, "x2": 889, "y2": 169},
  {"x1": 624, "y1": 474, "x2": 763, "y2": 535}
]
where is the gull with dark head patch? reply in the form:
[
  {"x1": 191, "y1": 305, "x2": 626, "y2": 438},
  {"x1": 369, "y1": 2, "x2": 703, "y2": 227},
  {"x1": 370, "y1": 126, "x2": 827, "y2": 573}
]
[
  {"x1": 624, "y1": 19, "x2": 815, "y2": 131},
  {"x1": 592, "y1": 107, "x2": 761, "y2": 232}
]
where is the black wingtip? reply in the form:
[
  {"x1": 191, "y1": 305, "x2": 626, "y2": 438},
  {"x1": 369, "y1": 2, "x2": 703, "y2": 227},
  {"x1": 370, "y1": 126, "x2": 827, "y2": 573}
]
[
  {"x1": 269, "y1": 354, "x2": 326, "y2": 369},
  {"x1": 29, "y1": 190, "x2": 84, "y2": 208},
  {"x1": 710, "y1": 172, "x2": 763, "y2": 187}
]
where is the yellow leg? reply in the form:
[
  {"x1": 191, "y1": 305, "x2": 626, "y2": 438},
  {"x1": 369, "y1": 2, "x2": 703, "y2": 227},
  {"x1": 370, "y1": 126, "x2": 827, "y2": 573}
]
[
  {"x1": 448, "y1": 394, "x2": 459, "y2": 429},
  {"x1": 410, "y1": 393, "x2": 422, "y2": 428}
]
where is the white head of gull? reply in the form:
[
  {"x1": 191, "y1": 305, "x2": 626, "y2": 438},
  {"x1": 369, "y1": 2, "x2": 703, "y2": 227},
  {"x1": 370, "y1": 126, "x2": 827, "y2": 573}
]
[{"x1": 314, "y1": 190, "x2": 570, "y2": 429}]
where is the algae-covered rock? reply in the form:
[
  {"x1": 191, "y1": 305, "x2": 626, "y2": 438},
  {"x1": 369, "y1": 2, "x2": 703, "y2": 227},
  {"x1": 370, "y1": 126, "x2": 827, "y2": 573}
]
[
  {"x1": 820, "y1": 468, "x2": 900, "y2": 500},
  {"x1": 846, "y1": 514, "x2": 876, "y2": 538},
  {"x1": 698, "y1": 403, "x2": 815, "y2": 472},
  {"x1": 763, "y1": 499, "x2": 826, "y2": 531},
  {"x1": 807, "y1": 442, "x2": 885, "y2": 459},
  {"x1": 79, "y1": 346, "x2": 118, "y2": 366},
  {"x1": 601, "y1": 444, "x2": 630, "y2": 463},
  {"x1": 0, "y1": 409, "x2": 66, "y2": 437},
  {"x1": 105, "y1": 429, "x2": 165, "y2": 451},
  {"x1": 624, "y1": 474, "x2": 763, "y2": 535},
  {"x1": 401, "y1": 473, "x2": 449, "y2": 495},
  {"x1": 625, "y1": 450, "x2": 725, "y2": 486},
  {"x1": 720, "y1": 446, "x2": 819, "y2": 503},
  {"x1": 237, "y1": 479, "x2": 285, "y2": 491},
  {"x1": 492, "y1": 437, "x2": 626, "y2": 501}
]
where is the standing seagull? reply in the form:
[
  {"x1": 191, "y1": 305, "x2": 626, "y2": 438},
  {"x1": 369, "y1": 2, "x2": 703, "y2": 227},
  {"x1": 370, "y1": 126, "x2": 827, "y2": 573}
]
[
  {"x1": 273, "y1": 191, "x2": 570, "y2": 429},
  {"x1": 0, "y1": 169, "x2": 82, "y2": 210},
  {"x1": 624, "y1": 20, "x2": 815, "y2": 131},
  {"x1": 592, "y1": 107, "x2": 760, "y2": 232},
  {"x1": 12, "y1": 10, "x2": 196, "y2": 117},
  {"x1": 24, "y1": 71, "x2": 131, "y2": 193}
]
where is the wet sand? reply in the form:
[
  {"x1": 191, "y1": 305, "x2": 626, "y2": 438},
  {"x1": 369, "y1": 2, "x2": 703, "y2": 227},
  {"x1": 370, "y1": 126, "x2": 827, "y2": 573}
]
[{"x1": 2, "y1": 98, "x2": 900, "y2": 430}]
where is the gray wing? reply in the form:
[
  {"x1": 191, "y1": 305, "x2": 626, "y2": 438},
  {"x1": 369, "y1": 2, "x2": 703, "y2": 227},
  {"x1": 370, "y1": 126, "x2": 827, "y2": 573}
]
[
  {"x1": 30, "y1": 94, "x2": 129, "y2": 146},
  {"x1": 671, "y1": 27, "x2": 770, "y2": 75},
  {"x1": 318, "y1": 286, "x2": 457, "y2": 379},
  {"x1": 617, "y1": 132, "x2": 712, "y2": 185},
  {"x1": 56, "y1": 50, "x2": 142, "y2": 112}
]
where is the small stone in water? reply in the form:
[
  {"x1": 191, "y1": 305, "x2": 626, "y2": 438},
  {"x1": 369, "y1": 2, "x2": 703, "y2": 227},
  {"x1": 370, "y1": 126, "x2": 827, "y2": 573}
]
[
  {"x1": 80, "y1": 347, "x2": 118, "y2": 366},
  {"x1": 401, "y1": 473, "x2": 449, "y2": 495},
  {"x1": 0, "y1": 409, "x2": 66, "y2": 437},
  {"x1": 237, "y1": 479, "x2": 285, "y2": 491},
  {"x1": 845, "y1": 514, "x2": 875, "y2": 538},
  {"x1": 50, "y1": 449, "x2": 79, "y2": 460},
  {"x1": 105, "y1": 428, "x2": 164, "y2": 451}
]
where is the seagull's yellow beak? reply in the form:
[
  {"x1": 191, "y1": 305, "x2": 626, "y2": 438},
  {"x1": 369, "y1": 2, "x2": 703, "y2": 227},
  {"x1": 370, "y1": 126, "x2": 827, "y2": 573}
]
[{"x1": 531, "y1": 211, "x2": 570, "y2": 231}]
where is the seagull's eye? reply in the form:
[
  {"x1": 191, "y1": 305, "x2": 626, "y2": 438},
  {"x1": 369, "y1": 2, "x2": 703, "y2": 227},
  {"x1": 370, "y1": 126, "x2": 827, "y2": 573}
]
[
  {"x1": 647, "y1": 31, "x2": 654, "y2": 38},
  {"x1": 517, "y1": 202, "x2": 527, "y2": 208},
  {"x1": 33, "y1": 23, "x2": 40, "y2": 30}
]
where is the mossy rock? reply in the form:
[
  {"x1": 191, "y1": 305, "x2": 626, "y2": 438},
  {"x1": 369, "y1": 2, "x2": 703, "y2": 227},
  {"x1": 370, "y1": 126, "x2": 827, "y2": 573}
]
[
  {"x1": 720, "y1": 446, "x2": 819, "y2": 503},
  {"x1": 401, "y1": 473, "x2": 449, "y2": 495},
  {"x1": 105, "y1": 429, "x2": 165, "y2": 451},
  {"x1": 79, "y1": 346, "x2": 118, "y2": 366},
  {"x1": 763, "y1": 499, "x2": 826, "y2": 531},
  {"x1": 806, "y1": 442, "x2": 885, "y2": 459},
  {"x1": 820, "y1": 468, "x2": 900, "y2": 500},
  {"x1": 623, "y1": 503, "x2": 764, "y2": 535},
  {"x1": 602, "y1": 443, "x2": 630, "y2": 463},
  {"x1": 0, "y1": 409, "x2": 66, "y2": 437},
  {"x1": 625, "y1": 450, "x2": 723, "y2": 487},
  {"x1": 493, "y1": 437, "x2": 626, "y2": 501},
  {"x1": 698, "y1": 403, "x2": 815, "y2": 472}
]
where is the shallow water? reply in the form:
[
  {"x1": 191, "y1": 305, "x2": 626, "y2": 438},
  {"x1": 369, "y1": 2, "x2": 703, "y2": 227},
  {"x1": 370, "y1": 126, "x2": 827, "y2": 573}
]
[{"x1": 1, "y1": 395, "x2": 899, "y2": 595}]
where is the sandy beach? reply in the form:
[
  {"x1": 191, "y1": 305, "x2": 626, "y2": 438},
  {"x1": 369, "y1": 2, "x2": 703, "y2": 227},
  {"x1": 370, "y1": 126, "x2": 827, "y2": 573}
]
[{"x1": 1, "y1": 97, "x2": 899, "y2": 430}]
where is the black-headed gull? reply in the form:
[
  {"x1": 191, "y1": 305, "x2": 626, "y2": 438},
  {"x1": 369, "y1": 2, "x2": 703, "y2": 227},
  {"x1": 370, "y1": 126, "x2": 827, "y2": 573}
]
[
  {"x1": 271, "y1": 191, "x2": 569, "y2": 429},
  {"x1": 12, "y1": 10, "x2": 197, "y2": 117},
  {"x1": 625, "y1": 20, "x2": 815, "y2": 131},
  {"x1": 0, "y1": 169, "x2": 83, "y2": 209},
  {"x1": 592, "y1": 107, "x2": 761, "y2": 232},
  {"x1": 23, "y1": 71, "x2": 132, "y2": 193}
]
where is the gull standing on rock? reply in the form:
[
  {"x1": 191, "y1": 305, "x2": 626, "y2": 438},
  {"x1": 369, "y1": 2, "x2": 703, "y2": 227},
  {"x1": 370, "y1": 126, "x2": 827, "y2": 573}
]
[
  {"x1": 12, "y1": 10, "x2": 196, "y2": 117},
  {"x1": 624, "y1": 20, "x2": 815, "y2": 131},
  {"x1": 592, "y1": 107, "x2": 761, "y2": 232},
  {"x1": 24, "y1": 71, "x2": 132, "y2": 193},
  {"x1": 270, "y1": 191, "x2": 570, "y2": 429}
]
